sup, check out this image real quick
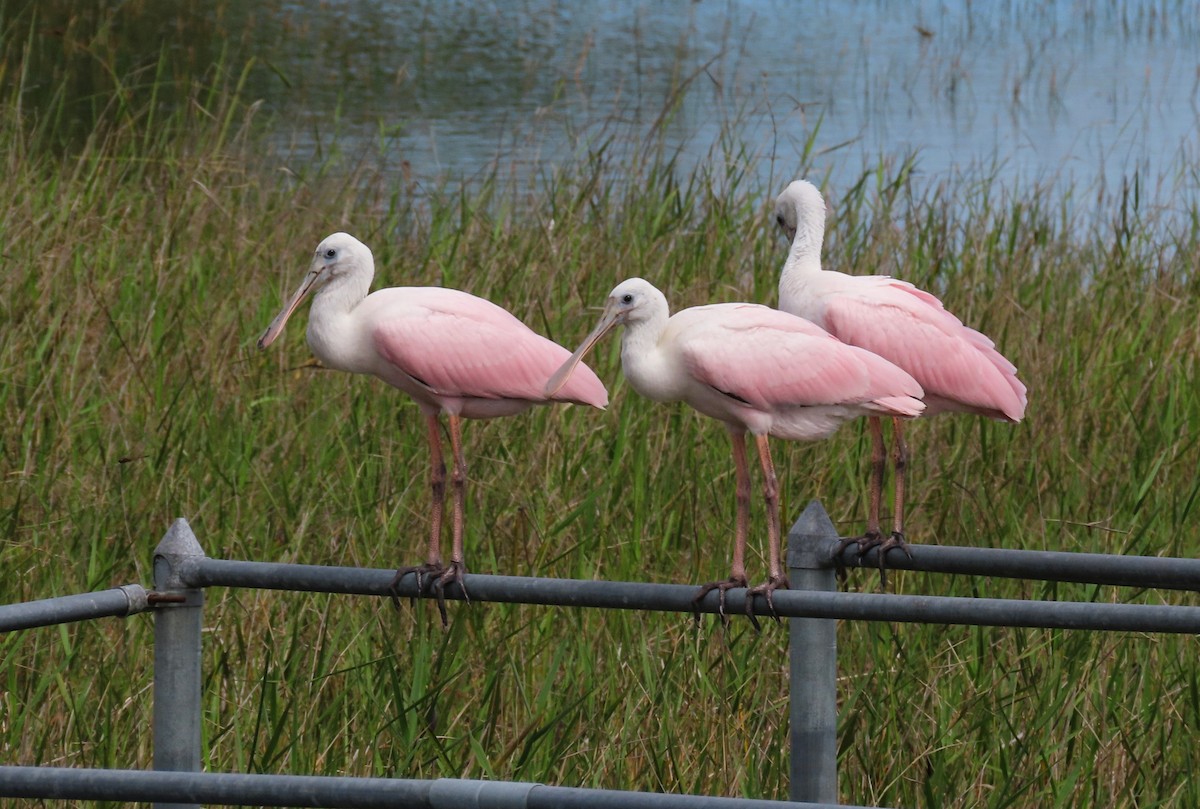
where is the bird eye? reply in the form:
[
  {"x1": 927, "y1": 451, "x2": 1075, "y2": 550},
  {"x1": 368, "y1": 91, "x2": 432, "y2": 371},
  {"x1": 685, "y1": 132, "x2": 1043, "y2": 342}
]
[
  {"x1": 324, "y1": 248, "x2": 336, "y2": 259},
  {"x1": 775, "y1": 214, "x2": 786, "y2": 226},
  {"x1": 621, "y1": 293, "x2": 634, "y2": 304}
]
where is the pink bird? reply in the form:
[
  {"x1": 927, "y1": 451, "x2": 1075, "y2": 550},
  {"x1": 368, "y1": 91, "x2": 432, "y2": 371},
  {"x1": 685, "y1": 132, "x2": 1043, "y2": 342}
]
[
  {"x1": 773, "y1": 180, "x2": 1027, "y2": 566},
  {"x1": 258, "y1": 232, "x2": 608, "y2": 615},
  {"x1": 545, "y1": 277, "x2": 924, "y2": 622}
]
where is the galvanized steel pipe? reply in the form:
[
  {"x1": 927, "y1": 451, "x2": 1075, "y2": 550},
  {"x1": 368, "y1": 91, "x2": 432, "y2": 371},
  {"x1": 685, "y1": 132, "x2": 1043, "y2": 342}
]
[
  {"x1": 181, "y1": 556, "x2": 1200, "y2": 634},
  {"x1": 152, "y1": 518, "x2": 206, "y2": 809},
  {"x1": 0, "y1": 766, "x2": 871, "y2": 808},
  {"x1": 0, "y1": 584, "x2": 148, "y2": 632},
  {"x1": 787, "y1": 503, "x2": 840, "y2": 804},
  {"x1": 836, "y1": 539, "x2": 1200, "y2": 591}
]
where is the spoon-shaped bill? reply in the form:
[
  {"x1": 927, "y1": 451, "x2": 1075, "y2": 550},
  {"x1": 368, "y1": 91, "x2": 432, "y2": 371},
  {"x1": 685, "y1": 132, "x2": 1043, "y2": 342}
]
[
  {"x1": 258, "y1": 268, "x2": 321, "y2": 349},
  {"x1": 544, "y1": 303, "x2": 622, "y2": 398}
]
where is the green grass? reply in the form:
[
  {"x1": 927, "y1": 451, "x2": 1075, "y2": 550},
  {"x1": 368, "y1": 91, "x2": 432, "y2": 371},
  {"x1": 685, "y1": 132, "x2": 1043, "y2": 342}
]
[{"x1": 3, "y1": 34, "x2": 1200, "y2": 809}]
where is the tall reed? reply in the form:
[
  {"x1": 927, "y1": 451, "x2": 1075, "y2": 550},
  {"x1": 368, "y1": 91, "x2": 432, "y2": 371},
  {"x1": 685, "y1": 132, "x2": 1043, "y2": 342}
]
[{"x1": 2, "y1": 21, "x2": 1199, "y2": 807}]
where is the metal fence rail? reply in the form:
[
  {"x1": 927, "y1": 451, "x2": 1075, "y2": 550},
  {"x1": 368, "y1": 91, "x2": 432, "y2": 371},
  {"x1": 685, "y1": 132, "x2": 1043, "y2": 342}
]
[
  {"x1": 837, "y1": 541, "x2": 1200, "y2": 591},
  {"x1": 7, "y1": 558, "x2": 1200, "y2": 637},
  {"x1": 2, "y1": 502, "x2": 1198, "y2": 809},
  {"x1": 0, "y1": 767, "x2": 873, "y2": 809},
  {"x1": 0, "y1": 584, "x2": 149, "y2": 632},
  {"x1": 182, "y1": 553, "x2": 1200, "y2": 634}
]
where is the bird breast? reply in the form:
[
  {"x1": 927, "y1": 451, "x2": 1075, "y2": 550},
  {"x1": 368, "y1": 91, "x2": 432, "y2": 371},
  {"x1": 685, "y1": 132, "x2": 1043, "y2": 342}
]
[
  {"x1": 620, "y1": 340, "x2": 689, "y2": 403},
  {"x1": 305, "y1": 308, "x2": 378, "y2": 374},
  {"x1": 778, "y1": 276, "x2": 831, "y2": 327}
]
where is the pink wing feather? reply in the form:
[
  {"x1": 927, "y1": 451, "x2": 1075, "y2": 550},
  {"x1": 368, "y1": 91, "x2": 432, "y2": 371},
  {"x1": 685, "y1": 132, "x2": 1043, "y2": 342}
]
[
  {"x1": 371, "y1": 288, "x2": 608, "y2": 408},
  {"x1": 822, "y1": 280, "x2": 1026, "y2": 421},
  {"x1": 672, "y1": 304, "x2": 923, "y2": 415}
]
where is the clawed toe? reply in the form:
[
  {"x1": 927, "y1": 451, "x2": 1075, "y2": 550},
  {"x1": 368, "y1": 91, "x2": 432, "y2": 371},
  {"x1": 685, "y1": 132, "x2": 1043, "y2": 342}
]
[
  {"x1": 388, "y1": 562, "x2": 444, "y2": 611},
  {"x1": 388, "y1": 561, "x2": 468, "y2": 627},
  {"x1": 855, "y1": 529, "x2": 885, "y2": 556},
  {"x1": 692, "y1": 577, "x2": 757, "y2": 630},
  {"x1": 878, "y1": 530, "x2": 912, "y2": 559},
  {"x1": 432, "y1": 561, "x2": 468, "y2": 595},
  {"x1": 831, "y1": 530, "x2": 885, "y2": 583},
  {"x1": 429, "y1": 561, "x2": 468, "y2": 628},
  {"x1": 831, "y1": 536, "x2": 855, "y2": 581},
  {"x1": 830, "y1": 528, "x2": 914, "y2": 589},
  {"x1": 872, "y1": 531, "x2": 911, "y2": 589},
  {"x1": 747, "y1": 575, "x2": 791, "y2": 624}
]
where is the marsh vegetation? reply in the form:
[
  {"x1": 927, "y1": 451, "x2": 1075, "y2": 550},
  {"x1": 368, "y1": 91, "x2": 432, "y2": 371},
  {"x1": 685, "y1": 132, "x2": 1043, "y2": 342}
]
[{"x1": 2, "y1": 2, "x2": 1199, "y2": 807}]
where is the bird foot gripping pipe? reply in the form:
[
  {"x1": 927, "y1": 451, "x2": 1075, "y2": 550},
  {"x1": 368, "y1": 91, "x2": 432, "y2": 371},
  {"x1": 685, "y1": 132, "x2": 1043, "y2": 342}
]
[
  {"x1": 831, "y1": 530, "x2": 913, "y2": 589},
  {"x1": 388, "y1": 562, "x2": 471, "y2": 629},
  {"x1": 691, "y1": 576, "x2": 760, "y2": 632},
  {"x1": 747, "y1": 575, "x2": 792, "y2": 625}
]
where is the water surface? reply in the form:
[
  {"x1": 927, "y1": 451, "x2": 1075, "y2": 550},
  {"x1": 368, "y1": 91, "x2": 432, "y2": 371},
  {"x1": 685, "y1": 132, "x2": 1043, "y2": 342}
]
[{"x1": 16, "y1": 1, "x2": 1200, "y2": 206}]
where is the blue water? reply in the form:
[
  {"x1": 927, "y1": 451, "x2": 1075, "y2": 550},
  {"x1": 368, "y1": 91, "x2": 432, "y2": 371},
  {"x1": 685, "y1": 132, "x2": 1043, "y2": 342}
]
[{"x1": 252, "y1": 0, "x2": 1200, "y2": 205}]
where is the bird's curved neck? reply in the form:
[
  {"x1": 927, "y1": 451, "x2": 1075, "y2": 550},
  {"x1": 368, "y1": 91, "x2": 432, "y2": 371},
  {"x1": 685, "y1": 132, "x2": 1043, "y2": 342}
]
[
  {"x1": 780, "y1": 212, "x2": 825, "y2": 313},
  {"x1": 619, "y1": 310, "x2": 678, "y2": 401},
  {"x1": 784, "y1": 218, "x2": 824, "y2": 277},
  {"x1": 305, "y1": 273, "x2": 372, "y2": 368},
  {"x1": 312, "y1": 272, "x2": 372, "y2": 319}
]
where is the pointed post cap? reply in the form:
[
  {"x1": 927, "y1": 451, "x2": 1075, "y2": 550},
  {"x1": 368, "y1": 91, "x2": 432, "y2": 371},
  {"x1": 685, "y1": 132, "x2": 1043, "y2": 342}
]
[
  {"x1": 786, "y1": 500, "x2": 841, "y2": 570},
  {"x1": 153, "y1": 518, "x2": 206, "y2": 591}
]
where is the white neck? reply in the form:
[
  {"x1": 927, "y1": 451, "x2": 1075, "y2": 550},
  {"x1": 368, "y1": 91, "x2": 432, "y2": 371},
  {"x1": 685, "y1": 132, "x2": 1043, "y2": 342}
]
[
  {"x1": 305, "y1": 272, "x2": 373, "y2": 369},
  {"x1": 312, "y1": 271, "x2": 371, "y2": 319},
  {"x1": 779, "y1": 197, "x2": 826, "y2": 315},
  {"x1": 784, "y1": 208, "x2": 824, "y2": 275},
  {"x1": 619, "y1": 300, "x2": 680, "y2": 402}
]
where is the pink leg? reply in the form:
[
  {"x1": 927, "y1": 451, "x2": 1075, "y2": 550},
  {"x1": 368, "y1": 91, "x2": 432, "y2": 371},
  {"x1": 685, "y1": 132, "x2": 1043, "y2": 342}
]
[
  {"x1": 692, "y1": 429, "x2": 754, "y2": 627},
  {"x1": 747, "y1": 434, "x2": 790, "y2": 621},
  {"x1": 426, "y1": 412, "x2": 447, "y2": 566},
  {"x1": 864, "y1": 416, "x2": 886, "y2": 545},
  {"x1": 830, "y1": 417, "x2": 889, "y2": 584},
  {"x1": 730, "y1": 431, "x2": 751, "y2": 585},
  {"x1": 389, "y1": 413, "x2": 448, "y2": 608},
  {"x1": 834, "y1": 417, "x2": 887, "y2": 572},
  {"x1": 877, "y1": 417, "x2": 913, "y2": 567},
  {"x1": 435, "y1": 413, "x2": 470, "y2": 605},
  {"x1": 891, "y1": 416, "x2": 909, "y2": 542}
]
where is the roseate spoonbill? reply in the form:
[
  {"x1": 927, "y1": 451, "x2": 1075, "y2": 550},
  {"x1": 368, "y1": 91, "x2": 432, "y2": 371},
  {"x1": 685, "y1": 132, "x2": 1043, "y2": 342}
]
[
  {"x1": 258, "y1": 232, "x2": 608, "y2": 617},
  {"x1": 545, "y1": 277, "x2": 924, "y2": 623},
  {"x1": 773, "y1": 179, "x2": 1027, "y2": 567}
]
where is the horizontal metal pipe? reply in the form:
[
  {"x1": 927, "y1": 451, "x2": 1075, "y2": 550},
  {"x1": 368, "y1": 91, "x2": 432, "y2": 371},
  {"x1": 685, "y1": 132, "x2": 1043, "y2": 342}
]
[
  {"x1": 0, "y1": 585, "x2": 148, "y2": 632},
  {"x1": 835, "y1": 541, "x2": 1200, "y2": 591},
  {"x1": 0, "y1": 767, "x2": 856, "y2": 809},
  {"x1": 182, "y1": 558, "x2": 1200, "y2": 634}
]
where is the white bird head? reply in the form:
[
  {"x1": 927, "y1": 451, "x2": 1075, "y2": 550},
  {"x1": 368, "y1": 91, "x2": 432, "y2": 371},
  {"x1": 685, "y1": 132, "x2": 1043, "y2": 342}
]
[
  {"x1": 543, "y1": 277, "x2": 668, "y2": 397},
  {"x1": 773, "y1": 179, "x2": 826, "y2": 246},
  {"x1": 258, "y1": 232, "x2": 375, "y2": 349},
  {"x1": 600, "y1": 277, "x2": 668, "y2": 325}
]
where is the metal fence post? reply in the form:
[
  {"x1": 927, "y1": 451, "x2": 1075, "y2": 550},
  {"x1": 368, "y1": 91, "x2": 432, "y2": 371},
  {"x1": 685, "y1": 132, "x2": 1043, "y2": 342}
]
[
  {"x1": 152, "y1": 518, "x2": 206, "y2": 809},
  {"x1": 787, "y1": 501, "x2": 839, "y2": 804}
]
